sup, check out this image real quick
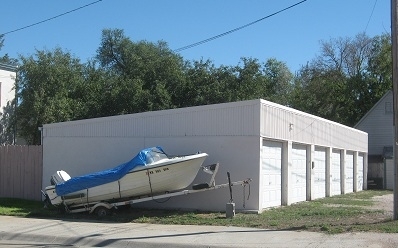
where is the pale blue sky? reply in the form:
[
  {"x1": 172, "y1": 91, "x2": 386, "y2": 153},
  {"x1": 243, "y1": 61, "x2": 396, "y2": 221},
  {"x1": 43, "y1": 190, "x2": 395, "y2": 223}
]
[{"x1": 0, "y1": 0, "x2": 391, "y2": 73}]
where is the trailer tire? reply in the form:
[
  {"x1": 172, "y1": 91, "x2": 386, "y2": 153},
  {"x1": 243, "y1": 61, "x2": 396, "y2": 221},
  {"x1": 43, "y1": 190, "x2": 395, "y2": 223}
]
[
  {"x1": 95, "y1": 206, "x2": 109, "y2": 217},
  {"x1": 192, "y1": 183, "x2": 209, "y2": 190}
]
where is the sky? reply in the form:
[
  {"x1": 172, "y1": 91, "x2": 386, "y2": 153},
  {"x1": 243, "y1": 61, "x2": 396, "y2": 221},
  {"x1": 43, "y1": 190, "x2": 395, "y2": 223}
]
[{"x1": 0, "y1": 0, "x2": 391, "y2": 73}]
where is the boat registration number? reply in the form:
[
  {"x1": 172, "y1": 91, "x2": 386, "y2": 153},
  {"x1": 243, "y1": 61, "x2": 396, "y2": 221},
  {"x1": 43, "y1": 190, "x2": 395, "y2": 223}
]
[{"x1": 146, "y1": 167, "x2": 170, "y2": 175}]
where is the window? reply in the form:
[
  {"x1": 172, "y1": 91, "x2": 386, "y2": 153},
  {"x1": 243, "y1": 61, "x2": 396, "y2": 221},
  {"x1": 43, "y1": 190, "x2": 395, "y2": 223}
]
[{"x1": 385, "y1": 101, "x2": 393, "y2": 114}]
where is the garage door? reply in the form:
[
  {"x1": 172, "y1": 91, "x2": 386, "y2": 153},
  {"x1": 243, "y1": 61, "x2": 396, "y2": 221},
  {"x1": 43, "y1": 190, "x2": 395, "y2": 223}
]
[
  {"x1": 356, "y1": 154, "x2": 364, "y2": 191},
  {"x1": 330, "y1": 150, "x2": 341, "y2": 196},
  {"x1": 312, "y1": 147, "x2": 326, "y2": 199},
  {"x1": 345, "y1": 152, "x2": 354, "y2": 193},
  {"x1": 290, "y1": 144, "x2": 307, "y2": 204},
  {"x1": 261, "y1": 140, "x2": 283, "y2": 209}
]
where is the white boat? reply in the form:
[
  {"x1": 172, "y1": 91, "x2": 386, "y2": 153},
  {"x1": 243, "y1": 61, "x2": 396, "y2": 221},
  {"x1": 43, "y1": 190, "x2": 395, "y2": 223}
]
[{"x1": 44, "y1": 147, "x2": 208, "y2": 209}]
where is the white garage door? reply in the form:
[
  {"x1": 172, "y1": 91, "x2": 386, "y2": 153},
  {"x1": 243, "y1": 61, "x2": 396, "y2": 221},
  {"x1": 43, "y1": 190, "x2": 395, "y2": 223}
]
[
  {"x1": 356, "y1": 154, "x2": 364, "y2": 191},
  {"x1": 345, "y1": 152, "x2": 354, "y2": 193},
  {"x1": 330, "y1": 150, "x2": 341, "y2": 196},
  {"x1": 290, "y1": 144, "x2": 307, "y2": 204},
  {"x1": 312, "y1": 147, "x2": 326, "y2": 200},
  {"x1": 261, "y1": 140, "x2": 283, "y2": 209}
]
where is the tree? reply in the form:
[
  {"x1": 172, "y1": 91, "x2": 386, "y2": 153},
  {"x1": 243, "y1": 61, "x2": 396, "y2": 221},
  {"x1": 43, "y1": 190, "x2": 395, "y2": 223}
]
[
  {"x1": 262, "y1": 58, "x2": 293, "y2": 105},
  {"x1": 181, "y1": 57, "x2": 293, "y2": 107},
  {"x1": 182, "y1": 59, "x2": 231, "y2": 106},
  {"x1": 95, "y1": 29, "x2": 186, "y2": 113},
  {"x1": 16, "y1": 48, "x2": 85, "y2": 144},
  {"x1": 0, "y1": 102, "x2": 16, "y2": 144},
  {"x1": 0, "y1": 35, "x2": 18, "y2": 65},
  {"x1": 291, "y1": 65, "x2": 348, "y2": 123},
  {"x1": 291, "y1": 33, "x2": 392, "y2": 126},
  {"x1": 232, "y1": 57, "x2": 265, "y2": 101}
]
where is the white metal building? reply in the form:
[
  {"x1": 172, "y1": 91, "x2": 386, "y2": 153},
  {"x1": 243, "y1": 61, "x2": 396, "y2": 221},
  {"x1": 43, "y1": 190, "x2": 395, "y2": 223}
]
[{"x1": 41, "y1": 99, "x2": 368, "y2": 212}]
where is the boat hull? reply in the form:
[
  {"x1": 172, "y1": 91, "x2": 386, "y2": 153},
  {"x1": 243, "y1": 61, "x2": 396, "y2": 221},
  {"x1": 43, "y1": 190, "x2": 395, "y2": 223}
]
[{"x1": 45, "y1": 153, "x2": 208, "y2": 206}]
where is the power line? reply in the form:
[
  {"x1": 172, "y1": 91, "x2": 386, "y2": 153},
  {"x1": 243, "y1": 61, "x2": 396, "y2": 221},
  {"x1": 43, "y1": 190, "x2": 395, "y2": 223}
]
[
  {"x1": 0, "y1": 0, "x2": 103, "y2": 36},
  {"x1": 364, "y1": 0, "x2": 378, "y2": 33},
  {"x1": 174, "y1": 0, "x2": 308, "y2": 53}
]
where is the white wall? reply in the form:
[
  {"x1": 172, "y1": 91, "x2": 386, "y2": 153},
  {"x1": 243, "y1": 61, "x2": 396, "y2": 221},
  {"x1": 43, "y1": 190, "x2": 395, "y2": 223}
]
[
  {"x1": 0, "y1": 67, "x2": 16, "y2": 112},
  {"x1": 355, "y1": 91, "x2": 393, "y2": 155},
  {"x1": 260, "y1": 100, "x2": 367, "y2": 152},
  {"x1": 43, "y1": 135, "x2": 261, "y2": 211}
]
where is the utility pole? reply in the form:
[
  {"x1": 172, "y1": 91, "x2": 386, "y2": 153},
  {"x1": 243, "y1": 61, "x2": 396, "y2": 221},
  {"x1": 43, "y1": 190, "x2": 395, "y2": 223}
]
[{"x1": 392, "y1": 0, "x2": 398, "y2": 220}]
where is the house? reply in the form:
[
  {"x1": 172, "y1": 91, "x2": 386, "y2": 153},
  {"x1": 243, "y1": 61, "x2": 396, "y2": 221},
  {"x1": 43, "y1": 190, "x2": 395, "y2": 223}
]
[
  {"x1": 0, "y1": 63, "x2": 17, "y2": 113},
  {"x1": 0, "y1": 63, "x2": 20, "y2": 144},
  {"x1": 41, "y1": 99, "x2": 368, "y2": 212},
  {"x1": 355, "y1": 90, "x2": 394, "y2": 189}
]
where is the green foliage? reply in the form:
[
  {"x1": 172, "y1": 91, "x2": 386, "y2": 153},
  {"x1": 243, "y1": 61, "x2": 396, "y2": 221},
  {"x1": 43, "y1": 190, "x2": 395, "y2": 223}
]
[
  {"x1": 0, "y1": 35, "x2": 18, "y2": 65},
  {"x1": 17, "y1": 48, "x2": 85, "y2": 144},
  {"x1": 0, "y1": 103, "x2": 16, "y2": 144},
  {"x1": 181, "y1": 57, "x2": 293, "y2": 107},
  {"x1": 95, "y1": 29, "x2": 184, "y2": 113},
  {"x1": 291, "y1": 33, "x2": 392, "y2": 126}
]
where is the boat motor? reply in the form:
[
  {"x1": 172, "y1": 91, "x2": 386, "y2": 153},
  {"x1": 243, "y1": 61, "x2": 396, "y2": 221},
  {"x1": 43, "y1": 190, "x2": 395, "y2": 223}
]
[{"x1": 50, "y1": 170, "x2": 71, "y2": 185}]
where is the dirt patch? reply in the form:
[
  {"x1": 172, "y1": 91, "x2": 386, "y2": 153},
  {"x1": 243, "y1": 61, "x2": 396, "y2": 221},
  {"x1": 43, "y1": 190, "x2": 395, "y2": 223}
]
[{"x1": 368, "y1": 193, "x2": 393, "y2": 216}]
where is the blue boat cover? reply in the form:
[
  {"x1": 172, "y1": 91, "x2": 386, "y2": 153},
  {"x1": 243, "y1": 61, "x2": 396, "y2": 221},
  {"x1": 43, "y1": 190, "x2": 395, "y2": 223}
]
[{"x1": 55, "y1": 146, "x2": 166, "y2": 196}]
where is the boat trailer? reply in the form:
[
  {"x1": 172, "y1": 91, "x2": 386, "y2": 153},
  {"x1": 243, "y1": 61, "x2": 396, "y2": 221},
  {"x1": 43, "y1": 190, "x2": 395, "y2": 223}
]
[{"x1": 44, "y1": 163, "x2": 252, "y2": 216}]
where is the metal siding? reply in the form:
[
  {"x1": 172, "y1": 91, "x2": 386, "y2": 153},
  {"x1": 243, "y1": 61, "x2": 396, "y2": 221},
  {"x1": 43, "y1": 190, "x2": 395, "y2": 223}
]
[
  {"x1": 355, "y1": 92, "x2": 393, "y2": 155},
  {"x1": 43, "y1": 101, "x2": 260, "y2": 138},
  {"x1": 260, "y1": 101, "x2": 367, "y2": 152}
]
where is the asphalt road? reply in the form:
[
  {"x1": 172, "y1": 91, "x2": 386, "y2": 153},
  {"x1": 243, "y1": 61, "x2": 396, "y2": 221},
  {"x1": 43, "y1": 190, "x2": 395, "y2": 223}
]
[{"x1": 1, "y1": 215, "x2": 398, "y2": 248}]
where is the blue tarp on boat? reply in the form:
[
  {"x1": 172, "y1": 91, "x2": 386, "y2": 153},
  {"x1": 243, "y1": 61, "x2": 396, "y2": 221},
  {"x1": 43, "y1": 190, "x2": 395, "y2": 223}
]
[{"x1": 55, "y1": 146, "x2": 166, "y2": 196}]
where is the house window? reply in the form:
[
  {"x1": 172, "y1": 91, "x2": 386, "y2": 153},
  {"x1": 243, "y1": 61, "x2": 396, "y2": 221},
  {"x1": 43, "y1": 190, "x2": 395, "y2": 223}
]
[{"x1": 385, "y1": 101, "x2": 393, "y2": 114}]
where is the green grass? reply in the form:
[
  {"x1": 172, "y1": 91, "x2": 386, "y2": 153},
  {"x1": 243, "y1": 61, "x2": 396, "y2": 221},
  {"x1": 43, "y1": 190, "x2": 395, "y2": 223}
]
[{"x1": 0, "y1": 190, "x2": 396, "y2": 234}]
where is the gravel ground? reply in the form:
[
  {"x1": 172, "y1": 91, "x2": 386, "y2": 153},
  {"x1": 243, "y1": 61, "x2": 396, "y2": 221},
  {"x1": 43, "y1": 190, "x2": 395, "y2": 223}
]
[{"x1": 369, "y1": 192, "x2": 394, "y2": 216}]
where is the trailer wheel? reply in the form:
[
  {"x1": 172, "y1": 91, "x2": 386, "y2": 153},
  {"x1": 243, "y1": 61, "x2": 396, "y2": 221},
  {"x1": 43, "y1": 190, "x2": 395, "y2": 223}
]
[
  {"x1": 192, "y1": 183, "x2": 209, "y2": 190},
  {"x1": 95, "y1": 206, "x2": 109, "y2": 217}
]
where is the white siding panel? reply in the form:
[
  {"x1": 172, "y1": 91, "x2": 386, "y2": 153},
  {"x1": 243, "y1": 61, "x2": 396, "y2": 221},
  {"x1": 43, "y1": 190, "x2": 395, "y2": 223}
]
[
  {"x1": 260, "y1": 101, "x2": 367, "y2": 153},
  {"x1": 44, "y1": 101, "x2": 260, "y2": 138},
  {"x1": 355, "y1": 91, "x2": 393, "y2": 155}
]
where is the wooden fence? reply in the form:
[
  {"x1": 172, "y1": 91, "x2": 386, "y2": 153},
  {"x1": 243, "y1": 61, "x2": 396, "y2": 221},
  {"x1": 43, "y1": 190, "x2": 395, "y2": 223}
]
[{"x1": 0, "y1": 145, "x2": 43, "y2": 201}]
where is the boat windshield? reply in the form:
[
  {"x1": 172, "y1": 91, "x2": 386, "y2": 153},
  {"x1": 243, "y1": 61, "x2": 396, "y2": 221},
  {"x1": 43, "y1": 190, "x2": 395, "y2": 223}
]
[{"x1": 146, "y1": 147, "x2": 169, "y2": 164}]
